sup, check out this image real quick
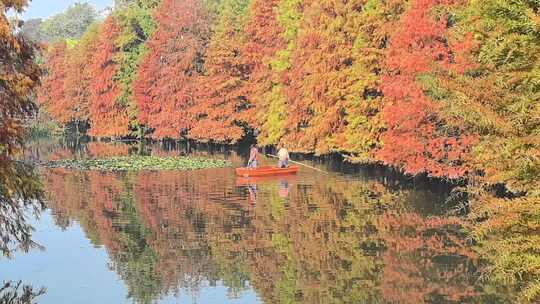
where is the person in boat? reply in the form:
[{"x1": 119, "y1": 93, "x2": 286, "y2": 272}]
[
  {"x1": 247, "y1": 144, "x2": 259, "y2": 168},
  {"x1": 277, "y1": 145, "x2": 290, "y2": 168}
]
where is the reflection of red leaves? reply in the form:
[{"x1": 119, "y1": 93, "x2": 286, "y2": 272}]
[
  {"x1": 133, "y1": 170, "x2": 244, "y2": 290},
  {"x1": 379, "y1": 210, "x2": 478, "y2": 303},
  {"x1": 41, "y1": 160, "x2": 482, "y2": 303},
  {"x1": 87, "y1": 142, "x2": 129, "y2": 158},
  {"x1": 43, "y1": 170, "x2": 125, "y2": 253}
]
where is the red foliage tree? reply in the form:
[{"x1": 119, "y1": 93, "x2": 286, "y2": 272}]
[
  {"x1": 189, "y1": 0, "x2": 251, "y2": 144},
  {"x1": 88, "y1": 17, "x2": 129, "y2": 137},
  {"x1": 133, "y1": 0, "x2": 209, "y2": 139},
  {"x1": 377, "y1": 0, "x2": 475, "y2": 178},
  {"x1": 38, "y1": 41, "x2": 70, "y2": 124}
]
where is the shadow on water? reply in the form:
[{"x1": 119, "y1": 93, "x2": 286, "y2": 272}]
[{"x1": 0, "y1": 158, "x2": 47, "y2": 303}]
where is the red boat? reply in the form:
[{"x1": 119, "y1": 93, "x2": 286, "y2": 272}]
[{"x1": 235, "y1": 165, "x2": 300, "y2": 177}]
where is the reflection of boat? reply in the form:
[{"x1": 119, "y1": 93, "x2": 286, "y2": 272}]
[
  {"x1": 235, "y1": 166, "x2": 299, "y2": 177},
  {"x1": 235, "y1": 174, "x2": 298, "y2": 186}
]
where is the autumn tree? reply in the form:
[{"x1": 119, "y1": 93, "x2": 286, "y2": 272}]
[
  {"x1": 435, "y1": 0, "x2": 540, "y2": 192},
  {"x1": 88, "y1": 17, "x2": 130, "y2": 137},
  {"x1": 241, "y1": 0, "x2": 296, "y2": 145},
  {"x1": 113, "y1": 0, "x2": 159, "y2": 136},
  {"x1": 280, "y1": 0, "x2": 397, "y2": 156},
  {"x1": 133, "y1": 0, "x2": 210, "y2": 139},
  {"x1": 335, "y1": 0, "x2": 408, "y2": 162},
  {"x1": 37, "y1": 41, "x2": 70, "y2": 124},
  {"x1": 0, "y1": 0, "x2": 41, "y2": 156},
  {"x1": 62, "y1": 23, "x2": 101, "y2": 133},
  {"x1": 376, "y1": 0, "x2": 476, "y2": 178},
  {"x1": 190, "y1": 0, "x2": 251, "y2": 143},
  {"x1": 0, "y1": 0, "x2": 45, "y2": 261},
  {"x1": 439, "y1": 1, "x2": 540, "y2": 302},
  {"x1": 239, "y1": 0, "x2": 286, "y2": 140}
]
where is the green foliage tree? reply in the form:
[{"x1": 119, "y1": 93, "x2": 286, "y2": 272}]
[
  {"x1": 20, "y1": 18, "x2": 44, "y2": 42},
  {"x1": 432, "y1": 1, "x2": 540, "y2": 302},
  {"x1": 113, "y1": 0, "x2": 160, "y2": 135},
  {"x1": 115, "y1": 0, "x2": 160, "y2": 10},
  {"x1": 253, "y1": 0, "x2": 301, "y2": 146},
  {"x1": 38, "y1": 2, "x2": 98, "y2": 43},
  {"x1": 437, "y1": 0, "x2": 540, "y2": 193}
]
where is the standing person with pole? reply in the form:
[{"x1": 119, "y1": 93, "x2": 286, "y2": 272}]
[{"x1": 277, "y1": 145, "x2": 290, "y2": 168}]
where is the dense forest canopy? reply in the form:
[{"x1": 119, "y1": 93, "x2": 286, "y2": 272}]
[{"x1": 36, "y1": 0, "x2": 539, "y2": 182}]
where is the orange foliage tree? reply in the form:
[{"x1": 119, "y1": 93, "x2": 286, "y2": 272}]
[
  {"x1": 37, "y1": 41, "x2": 69, "y2": 124},
  {"x1": 133, "y1": 0, "x2": 209, "y2": 139},
  {"x1": 282, "y1": 0, "x2": 386, "y2": 154},
  {"x1": 189, "y1": 0, "x2": 251, "y2": 144},
  {"x1": 0, "y1": 0, "x2": 41, "y2": 156},
  {"x1": 239, "y1": 0, "x2": 285, "y2": 133},
  {"x1": 333, "y1": 0, "x2": 408, "y2": 162},
  {"x1": 0, "y1": 0, "x2": 44, "y2": 258},
  {"x1": 62, "y1": 24, "x2": 100, "y2": 132},
  {"x1": 88, "y1": 17, "x2": 129, "y2": 137},
  {"x1": 376, "y1": 0, "x2": 476, "y2": 178}
]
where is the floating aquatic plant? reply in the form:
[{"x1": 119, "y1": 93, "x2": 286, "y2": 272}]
[{"x1": 41, "y1": 156, "x2": 231, "y2": 171}]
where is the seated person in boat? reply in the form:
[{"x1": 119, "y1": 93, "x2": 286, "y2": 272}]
[
  {"x1": 277, "y1": 146, "x2": 290, "y2": 168},
  {"x1": 247, "y1": 144, "x2": 259, "y2": 168}
]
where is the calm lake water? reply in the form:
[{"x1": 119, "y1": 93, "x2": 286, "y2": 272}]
[{"x1": 2, "y1": 139, "x2": 484, "y2": 304}]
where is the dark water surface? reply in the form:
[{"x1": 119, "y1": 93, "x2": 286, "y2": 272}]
[{"x1": 2, "y1": 139, "x2": 482, "y2": 304}]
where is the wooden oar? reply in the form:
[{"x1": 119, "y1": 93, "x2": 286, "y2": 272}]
[{"x1": 266, "y1": 154, "x2": 329, "y2": 175}]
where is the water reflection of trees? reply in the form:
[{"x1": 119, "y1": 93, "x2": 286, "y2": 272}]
[
  {"x1": 0, "y1": 159, "x2": 45, "y2": 257},
  {"x1": 379, "y1": 211, "x2": 478, "y2": 303},
  {"x1": 0, "y1": 281, "x2": 46, "y2": 304},
  {"x1": 42, "y1": 166, "x2": 481, "y2": 303},
  {"x1": 0, "y1": 159, "x2": 46, "y2": 303}
]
